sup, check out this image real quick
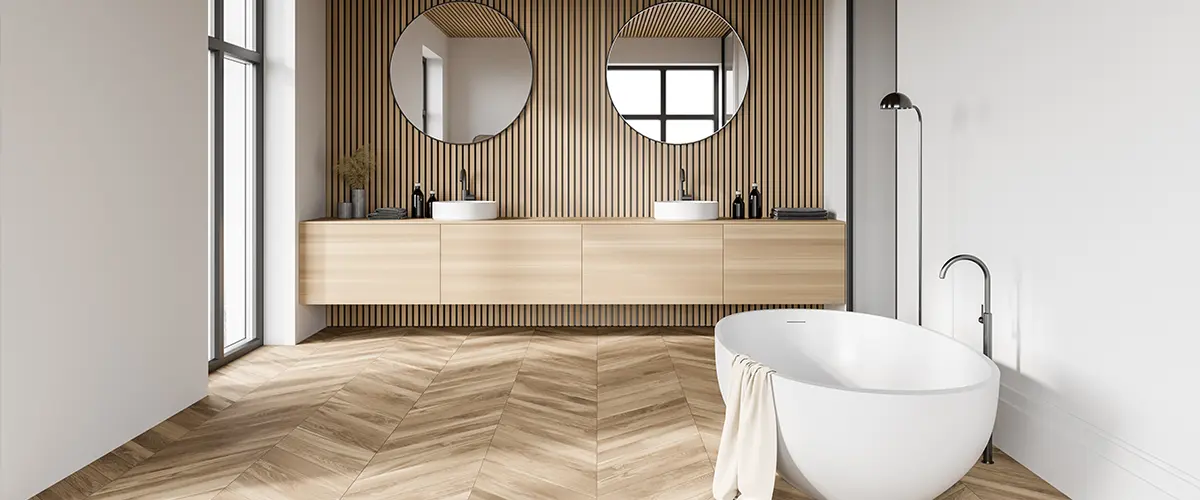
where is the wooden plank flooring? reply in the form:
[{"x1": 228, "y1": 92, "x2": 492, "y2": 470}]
[{"x1": 37, "y1": 327, "x2": 1068, "y2": 500}]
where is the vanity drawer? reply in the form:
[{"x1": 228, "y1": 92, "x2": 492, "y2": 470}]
[
  {"x1": 723, "y1": 224, "x2": 845, "y2": 304},
  {"x1": 300, "y1": 223, "x2": 441, "y2": 304},
  {"x1": 441, "y1": 224, "x2": 582, "y2": 304},
  {"x1": 582, "y1": 224, "x2": 723, "y2": 304}
]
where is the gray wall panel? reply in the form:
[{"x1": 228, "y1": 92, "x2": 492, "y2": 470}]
[{"x1": 849, "y1": 0, "x2": 896, "y2": 317}]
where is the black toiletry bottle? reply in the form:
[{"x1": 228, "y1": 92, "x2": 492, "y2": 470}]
[
  {"x1": 748, "y1": 183, "x2": 763, "y2": 219},
  {"x1": 411, "y1": 183, "x2": 425, "y2": 219},
  {"x1": 732, "y1": 190, "x2": 746, "y2": 219},
  {"x1": 426, "y1": 190, "x2": 437, "y2": 218}
]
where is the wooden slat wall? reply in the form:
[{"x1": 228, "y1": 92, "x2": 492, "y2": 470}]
[
  {"x1": 326, "y1": 0, "x2": 824, "y2": 327},
  {"x1": 327, "y1": 304, "x2": 824, "y2": 328},
  {"x1": 617, "y1": 2, "x2": 730, "y2": 38},
  {"x1": 423, "y1": 2, "x2": 523, "y2": 38}
]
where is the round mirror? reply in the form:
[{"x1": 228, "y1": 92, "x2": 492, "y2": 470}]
[
  {"x1": 389, "y1": 2, "x2": 532, "y2": 144},
  {"x1": 606, "y1": 2, "x2": 748, "y2": 144}
]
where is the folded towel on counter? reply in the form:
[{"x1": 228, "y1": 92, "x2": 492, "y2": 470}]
[
  {"x1": 713, "y1": 354, "x2": 778, "y2": 500},
  {"x1": 367, "y1": 207, "x2": 408, "y2": 220},
  {"x1": 774, "y1": 215, "x2": 829, "y2": 220},
  {"x1": 772, "y1": 207, "x2": 829, "y2": 220},
  {"x1": 774, "y1": 207, "x2": 826, "y2": 214}
]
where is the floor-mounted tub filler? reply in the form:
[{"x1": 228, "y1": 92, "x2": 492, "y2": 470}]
[{"x1": 715, "y1": 309, "x2": 1000, "y2": 500}]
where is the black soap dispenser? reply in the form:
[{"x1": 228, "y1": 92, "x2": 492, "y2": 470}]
[
  {"x1": 411, "y1": 183, "x2": 425, "y2": 219},
  {"x1": 426, "y1": 190, "x2": 437, "y2": 218},
  {"x1": 732, "y1": 190, "x2": 746, "y2": 219},
  {"x1": 748, "y1": 183, "x2": 763, "y2": 219}
]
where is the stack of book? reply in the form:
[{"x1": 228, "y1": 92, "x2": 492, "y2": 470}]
[
  {"x1": 771, "y1": 207, "x2": 829, "y2": 220},
  {"x1": 367, "y1": 207, "x2": 408, "y2": 220}
]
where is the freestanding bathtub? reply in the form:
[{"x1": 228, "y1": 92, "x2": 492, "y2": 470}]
[{"x1": 715, "y1": 309, "x2": 999, "y2": 500}]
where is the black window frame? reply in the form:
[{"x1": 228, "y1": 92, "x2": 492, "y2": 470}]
[
  {"x1": 607, "y1": 65, "x2": 721, "y2": 142},
  {"x1": 721, "y1": 31, "x2": 732, "y2": 123},
  {"x1": 209, "y1": 0, "x2": 265, "y2": 371},
  {"x1": 422, "y1": 56, "x2": 429, "y2": 130}
]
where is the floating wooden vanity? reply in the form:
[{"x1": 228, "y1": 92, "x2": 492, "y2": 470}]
[{"x1": 299, "y1": 218, "x2": 846, "y2": 306}]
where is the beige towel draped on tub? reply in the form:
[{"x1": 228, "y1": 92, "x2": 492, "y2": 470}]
[{"x1": 713, "y1": 354, "x2": 778, "y2": 500}]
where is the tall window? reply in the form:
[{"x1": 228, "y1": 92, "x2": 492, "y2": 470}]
[
  {"x1": 209, "y1": 0, "x2": 263, "y2": 369},
  {"x1": 607, "y1": 66, "x2": 720, "y2": 143}
]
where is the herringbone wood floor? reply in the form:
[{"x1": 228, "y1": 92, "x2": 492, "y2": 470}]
[{"x1": 37, "y1": 327, "x2": 1067, "y2": 500}]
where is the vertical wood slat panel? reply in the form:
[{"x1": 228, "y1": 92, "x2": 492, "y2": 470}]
[{"x1": 327, "y1": 0, "x2": 823, "y2": 327}]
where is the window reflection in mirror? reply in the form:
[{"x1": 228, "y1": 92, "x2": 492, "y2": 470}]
[
  {"x1": 390, "y1": 2, "x2": 532, "y2": 144},
  {"x1": 606, "y1": 2, "x2": 749, "y2": 144}
]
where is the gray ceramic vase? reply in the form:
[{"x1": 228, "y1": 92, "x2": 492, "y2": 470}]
[
  {"x1": 351, "y1": 189, "x2": 367, "y2": 218},
  {"x1": 337, "y1": 202, "x2": 353, "y2": 219}
]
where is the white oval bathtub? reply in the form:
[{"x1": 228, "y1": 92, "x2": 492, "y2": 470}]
[{"x1": 715, "y1": 309, "x2": 1000, "y2": 500}]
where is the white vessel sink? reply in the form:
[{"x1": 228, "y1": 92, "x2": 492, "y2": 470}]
[
  {"x1": 653, "y1": 200, "x2": 719, "y2": 221},
  {"x1": 431, "y1": 200, "x2": 499, "y2": 221}
]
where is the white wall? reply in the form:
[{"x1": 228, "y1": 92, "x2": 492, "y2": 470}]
[
  {"x1": 294, "y1": 1, "x2": 326, "y2": 340},
  {"x1": 264, "y1": 0, "x2": 326, "y2": 346},
  {"x1": 822, "y1": 0, "x2": 848, "y2": 311},
  {"x1": 732, "y1": 36, "x2": 749, "y2": 119},
  {"x1": 898, "y1": 2, "x2": 1200, "y2": 498},
  {"x1": 608, "y1": 37, "x2": 722, "y2": 65},
  {"x1": 390, "y1": 17, "x2": 449, "y2": 138},
  {"x1": 425, "y1": 54, "x2": 446, "y2": 139},
  {"x1": 0, "y1": 2, "x2": 209, "y2": 498},
  {"x1": 446, "y1": 38, "x2": 532, "y2": 144},
  {"x1": 822, "y1": 0, "x2": 847, "y2": 224},
  {"x1": 721, "y1": 33, "x2": 751, "y2": 123}
]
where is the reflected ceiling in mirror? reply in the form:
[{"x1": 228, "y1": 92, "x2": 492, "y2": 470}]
[
  {"x1": 606, "y1": 2, "x2": 749, "y2": 145},
  {"x1": 390, "y1": 2, "x2": 532, "y2": 144}
]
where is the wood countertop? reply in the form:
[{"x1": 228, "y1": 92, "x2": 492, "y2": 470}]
[{"x1": 303, "y1": 217, "x2": 844, "y2": 225}]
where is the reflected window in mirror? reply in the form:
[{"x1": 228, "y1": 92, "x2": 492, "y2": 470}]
[
  {"x1": 606, "y1": 2, "x2": 748, "y2": 144},
  {"x1": 608, "y1": 66, "x2": 719, "y2": 143}
]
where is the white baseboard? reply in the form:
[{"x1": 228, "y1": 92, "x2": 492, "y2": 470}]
[{"x1": 996, "y1": 384, "x2": 1200, "y2": 500}]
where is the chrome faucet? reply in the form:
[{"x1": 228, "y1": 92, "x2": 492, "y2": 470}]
[
  {"x1": 678, "y1": 167, "x2": 694, "y2": 201},
  {"x1": 939, "y1": 253, "x2": 994, "y2": 465},
  {"x1": 458, "y1": 168, "x2": 475, "y2": 200}
]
